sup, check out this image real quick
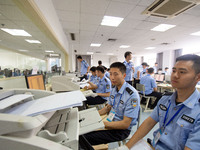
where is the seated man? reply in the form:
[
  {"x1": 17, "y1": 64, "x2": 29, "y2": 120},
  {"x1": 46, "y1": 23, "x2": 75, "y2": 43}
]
[
  {"x1": 117, "y1": 54, "x2": 200, "y2": 150},
  {"x1": 84, "y1": 66, "x2": 111, "y2": 105},
  {"x1": 140, "y1": 67, "x2": 162, "y2": 109},
  {"x1": 83, "y1": 62, "x2": 140, "y2": 145}
]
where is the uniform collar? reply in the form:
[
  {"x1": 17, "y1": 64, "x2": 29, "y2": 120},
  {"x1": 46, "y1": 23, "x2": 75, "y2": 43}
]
[
  {"x1": 99, "y1": 75, "x2": 105, "y2": 82},
  {"x1": 169, "y1": 89, "x2": 200, "y2": 109},
  {"x1": 116, "y1": 81, "x2": 127, "y2": 95}
]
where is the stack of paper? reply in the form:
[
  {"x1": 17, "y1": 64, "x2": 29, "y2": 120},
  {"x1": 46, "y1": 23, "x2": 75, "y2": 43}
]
[
  {"x1": 131, "y1": 139, "x2": 153, "y2": 150},
  {"x1": 5, "y1": 90, "x2": 85, "y2": 116}
]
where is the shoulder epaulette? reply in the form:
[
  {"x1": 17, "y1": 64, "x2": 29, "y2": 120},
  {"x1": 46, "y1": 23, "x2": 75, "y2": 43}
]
[
  {"x1": 199, "y1": 99, "x2": 200, "y2": 103},
  {"x1": 104, "y1": 78, "x2": 107, "y2": 82},
  {"x1": 112, "y1": 85, "x2": 115, "y2": 88},
  {"x1": 126, "y1": 87, "x2": 133, "y2": 95},
  {"x1": 163, "y1": 91, "x2": 173, "y2": 96}
]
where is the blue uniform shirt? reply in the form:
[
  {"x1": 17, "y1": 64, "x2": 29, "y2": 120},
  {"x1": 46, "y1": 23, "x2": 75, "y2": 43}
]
[
  {"x1": 140, "y1": 74, "x2": 157, "y2": 95},
  {"x1": 105, "y1": 71, "x2": 110, "y2": 79},
  {"x1": 80, "y1": 60, "x2": 89, "y2": 75},
  {"x1": 150, "y1": 89, "x2": 200, "y2": 150},
  {"x1": 139, "y1": 68, "x2": 147, "y2": 79},
  {"x1": 108, "y1": 82, "x2": 140, "y2": 130},
  {"x1": 153, "y1": 66, "x2": 158, "y2": 73},
  {"x1": 96, "y1": 75, "x2": 111, "y2": 100},
  {"x1": 134, "y1": 65, "x2": 142, "y2": 78},
  {"x1": 123, "y1": 61, "x2": 134, "y2": 81},
  {"x1": 90, "y1": 75, "x2": 98, "y2": 85}
]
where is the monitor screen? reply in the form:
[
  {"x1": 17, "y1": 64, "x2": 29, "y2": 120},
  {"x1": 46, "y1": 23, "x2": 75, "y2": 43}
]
[
  {"x1": 165, "y1": 75, "x2": 171, "y2": 83},
  {"x1": 154, "y1": 74, "x2": 165, "y2": 82},
  {"x1": 25, "y1": 74, "x2": 45, "y2": 90}
]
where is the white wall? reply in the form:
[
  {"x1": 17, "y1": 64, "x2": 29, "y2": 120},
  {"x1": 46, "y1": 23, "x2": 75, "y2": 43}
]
[
  {"x1": 92, "y1": 54, "x2": 111, "y2": 68},
  {"x1": 0, "y1": 49, "x2": 46, "y2": 71},
  {"x1": 163, "y1": 50, "x2": 174, "y2": 73},
  {"x1": 143, "y1": 54, "x2": 157, "y2": 67}
]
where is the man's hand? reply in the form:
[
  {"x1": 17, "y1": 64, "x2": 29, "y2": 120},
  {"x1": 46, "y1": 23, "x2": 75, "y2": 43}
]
[
  {"x1": 112, "y1": 145, "x2": 129, "y2": 150},
  {"x1": 91, "y1": 92, "x2": 98, "y2": 97},
  {"x1": 83, "y1": 86, "x2": 88, "y2": 90}
]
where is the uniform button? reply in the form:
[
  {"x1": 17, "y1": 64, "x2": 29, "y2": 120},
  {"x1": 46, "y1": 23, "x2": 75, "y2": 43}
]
[
  {"x1": 165, "y1": 132, "x2": 167, "y2": 135},
  {"x1": 181, "y1": 124, "x2": 184, "y2": 127}
]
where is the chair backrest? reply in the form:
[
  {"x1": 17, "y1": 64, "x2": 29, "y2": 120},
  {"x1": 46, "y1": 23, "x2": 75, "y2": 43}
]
[{"x1": 136, "y1": 83, "x2": 146, "y2": 96}]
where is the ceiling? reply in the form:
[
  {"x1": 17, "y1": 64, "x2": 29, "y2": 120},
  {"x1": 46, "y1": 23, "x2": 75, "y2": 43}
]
[
  {"x1": 52, "y1": 0, "x2": 200, "y2": 56},
  {"x1": 0, "y1": 0, "x2": 62, "y2": 59},
  {"x1": 0, "y1": 0, "x2": 200, "y2": 60}
]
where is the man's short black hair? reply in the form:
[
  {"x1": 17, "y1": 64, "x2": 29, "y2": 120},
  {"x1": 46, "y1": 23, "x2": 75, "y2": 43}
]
[
  {"x1": 147, "y1": 68, "x2": 154, "y2": 74},
  {"x1": 155, "y1": 62, "x2": 158, "y2": 64},
  {"x1": 165, "y1": 67, "x2": 169, "y2": 70},
  {"x1": 96, "y1": 66, "x2": 105, "y2": 73},
  {"x1": 110, "y1": 62, "x2": 126, "y2": 74},
  {"x1": 124, "y1": 51, "x2": 132, "y2": 58},
  {"x1": 98, "y1": 60, "x2": 102, "y2": 65},
  {"x1": 90, "y1": 66, "x2": 96, "y2": 72},
  {"x1": 77, "y1": 55, "x2": 82, "y2": 59},
  {"x1": 141, "y1": 62, "x2": 148, "y2": 66},
  {"x1": 176, "y1": 54, "x2": 200, "y2": 74}
]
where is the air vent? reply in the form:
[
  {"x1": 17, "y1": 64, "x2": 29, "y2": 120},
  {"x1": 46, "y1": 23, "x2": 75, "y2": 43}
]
[
  {"x1": 108, "y1": 38, "x2": 117, "y2": 42},
  {"x1": 70, "y1": 33, "x2": 75, "y2": 41},
  {"x1": 95, "y1": 51, "x2": 101, "y2": 53},
  {"x1": 142, "y1": 0, "x2": 200, "y2": 18}
]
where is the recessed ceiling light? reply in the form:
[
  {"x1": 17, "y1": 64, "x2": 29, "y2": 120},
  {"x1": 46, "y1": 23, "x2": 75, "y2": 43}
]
[
  {"x1": 145, "y1": 47, "x2": 156, "y2": 50},
  {"x1": 45, "y1": 50, "x2": 54, "y2": 53},
  {"x1": 25, "y1": 39, "x2": 41, "y2": 43},
  {"x1": 151, "y1": 24, "x2": 176, "y2": 32},
  {"x1": 101, "y1": 16, "x2": 124, "y2": 27},
  {"x1": 87, "y1": 52, "x2": 94, "y2": 55},
  {"x1": 90, "y1": 43, "x2": 101, "y2": 47},
  {"x1": 190, "y1": 31, "x2": 200, "y2": 36},
  {"x1": 107, "y1": 53, "x2": 114, "y2": 55},
  {"x1": 1, "y1": 28, "x2": 31, "y2": 36},
  {"x1": 18, "y1": 49, "x2": 28, "y2": 52},
  {"x1": 50, "y1": 53, "x2": 60, "y2": 57},
  {"x1": 120, "y1": 45, "x2": 130, "y2": 48}
]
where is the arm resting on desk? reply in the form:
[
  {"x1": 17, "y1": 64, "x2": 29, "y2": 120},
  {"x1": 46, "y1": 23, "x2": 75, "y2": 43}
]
[
  {"x1": 104, "y1": 116, "x2": 132, "y2": 130},
  {"x1": 126, "y1": 116, "x2": 157, "y2": 149},
  {"x1": 153, "y1": 87, "x2": 158, "y2": 92},
  {"x1": 184, "y1": 147, "x2": 191, "y2": 150},
  {"x1": 88, "y1": 81, "x2": 98, "y2": 89},
  {"x1": 99, "y1": 104, "x2": 112, "y2": 116}
]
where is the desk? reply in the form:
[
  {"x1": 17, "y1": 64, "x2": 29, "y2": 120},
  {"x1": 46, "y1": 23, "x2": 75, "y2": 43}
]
[{"x1": 157, "y1": 83, "x2": 174, "y2": 93}]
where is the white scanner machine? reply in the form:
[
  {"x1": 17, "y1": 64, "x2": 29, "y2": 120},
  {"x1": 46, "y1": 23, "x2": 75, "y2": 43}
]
[{"x1": 0, "y1": 89, "x2": 104, "y2": 150}]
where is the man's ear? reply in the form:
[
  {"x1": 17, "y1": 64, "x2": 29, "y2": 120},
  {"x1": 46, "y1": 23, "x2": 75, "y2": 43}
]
[
  {"x1": 123, "y1": 73, "x2": 126, "y2": 78},
  {"x1": 196, "y1": 73, "x2": 200, "y2": 82}
]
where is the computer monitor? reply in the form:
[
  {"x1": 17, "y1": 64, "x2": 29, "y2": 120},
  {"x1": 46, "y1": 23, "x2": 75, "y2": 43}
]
[
  {"x1": 154, "y1": 74, "x2": 165, "y2": 82},
  {"x1": 165, "y1": 75, "x2": 171, "y2": 83},
  {"x1": 5, "y1": 69, "x2": 12, "y2": 77},
  {"x1": 25, "y1": 74, "x2": 45, "y2": 90}
]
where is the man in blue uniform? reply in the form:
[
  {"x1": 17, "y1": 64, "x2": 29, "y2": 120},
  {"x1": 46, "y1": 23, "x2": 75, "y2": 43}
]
[
  {"x1": 116, "y1": 54, "x2": 200, "y2": 150},
  {"x1": 153, "y1": 62, "x2": 158, "y2": 74},
  {"x1": 84, "y1": 66, "x2": 111, "y2": 105},
  {"x1": 133, "y1": 62, "x2": 148, "y2": 88},
  {"x1": 140, "y1": 67, "x2": 162, "y2": 109},
  {"x1": 123, "y1": 51, "x2": 134, "y2": 86},
  {"x1": 77, "y1": 55, "x2": 90, "y2": 81},
  {"x1": 83, "y1": 62, "x2": 140, "y2": 145}
]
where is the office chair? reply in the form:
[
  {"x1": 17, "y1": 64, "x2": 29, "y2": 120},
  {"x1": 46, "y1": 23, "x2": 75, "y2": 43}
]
[{"x1": 136, "y1": 83, "x2": 156, "y2": 112}]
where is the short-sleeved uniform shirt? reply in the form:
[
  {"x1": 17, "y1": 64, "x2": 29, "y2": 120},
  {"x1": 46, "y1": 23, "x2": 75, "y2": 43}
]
[
  {"x1": 96, "y1": 75, "x2": 111, "y2": 100},
  {"x1": 134, "y1": 65, "x2": 142, "y2": 78},
  {"x1": 90, "y1": 75, "x2": 98, "y2": 85},
  {"x1": 81, "y1": 60, "x2": 89, "y2": 76},
  {"x1": 108, "y1": 82, "x2": 140, "y2": 130},
  {"x1": 150, "y1": 89, "x2": 200, "y2": 150},
  {"x1": 140, "y1": 74, "x2": 157, "y2": 95},
  {"x1": 123, "y1": 61, "x2": 134, "y2": 81}
]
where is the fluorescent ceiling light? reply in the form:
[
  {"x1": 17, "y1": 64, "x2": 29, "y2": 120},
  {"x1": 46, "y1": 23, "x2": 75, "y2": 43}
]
[
  {"x1": 87, "y1": 52, "x2": 94, "y2": 55},
  {"x1": 145, "y1": 47, "x2": 156, "y2": 50},
  {"x1": 190, "y1": 31, "x2": 200, "y2": 36},
  {"x1": 151, "y1": 24, "x2": 176, "y2": 32},
  {"x1": 25, "y1": 39, "x2": 41, "y2": 43},
  {"x1": 45, "y1": 50, "x2": 54, "y2": 53},
  {"x1": 50, "y1": 53, "x2": 60, "y2": 57},
  {"x1": 101, "y1": 16, "x2": 124, "y2": 27},
  {"x1": 18, "y1": 49, "x2": 28, "y2": 52},
  {"x1": 120, "y1": 45, "x2": 130, "y2": 48},
  {"x1": 90, "y1": 43, "x2": 101, "y2": 47},
  {"x1": 1, "y1": 28, "x2": 31, "y2": 36},
  {"x1": 107, "y1": 53, "x2": 114, "y2": 55}
]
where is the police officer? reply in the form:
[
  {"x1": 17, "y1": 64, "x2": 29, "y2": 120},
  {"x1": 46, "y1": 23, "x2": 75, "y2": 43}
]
[
  {"x1": 133, "y1": 62, "x2": 148, "y2": 88},
  {"x1": 84, "y1": 66, "x2": 111, "y2": 105},
  {"x1": 77, "y1": 55, "x2": 90, "y2": 81},
  {"x1": 153, "y1": 62, "x2": 158, "y2": 73},
  {"x1": 140, "y1": 67, "x2": 162, "y2": 109},
  {"x1": 123, "y1": 51, "x2": 134, "y2": 86},
  {"x1": 116, "y1": 54, "x2": 200, "y2": 150},
  {"x1": 83, "y1": 62, "x2": 140, "y2": 145}
]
